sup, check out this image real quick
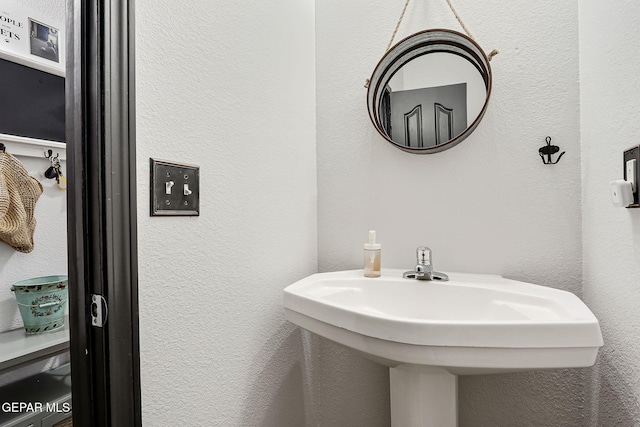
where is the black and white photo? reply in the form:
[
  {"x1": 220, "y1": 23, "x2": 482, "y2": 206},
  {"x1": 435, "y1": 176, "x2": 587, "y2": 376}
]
[
  {"x1": 28, "y1": 19, "x2": 59, "y2": 63},
  {"x1": 0, "y1": 4, "x2": 64, "y2": 76}
]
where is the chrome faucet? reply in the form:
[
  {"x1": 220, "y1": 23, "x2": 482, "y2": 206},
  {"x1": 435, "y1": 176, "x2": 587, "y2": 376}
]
[
  {"x1": 415, "y1": 246, "x2": 434, "y2": 280},
  {"x1": 403, "y1": 246, "x2": 449, "y2": 281}
]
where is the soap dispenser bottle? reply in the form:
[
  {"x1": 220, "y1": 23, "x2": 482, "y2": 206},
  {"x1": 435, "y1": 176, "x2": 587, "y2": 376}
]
[{"x1": 364, "y1": 230, "x2": 381, "y2": 277}]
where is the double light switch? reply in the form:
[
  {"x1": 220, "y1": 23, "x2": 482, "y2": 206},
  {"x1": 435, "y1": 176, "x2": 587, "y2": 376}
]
[
  {"x1": 165, "y1": 181, "x2": 193, "y2": 196},
  {"x1": 150, "y1": 158, "x2": 200, "y2": 216}
]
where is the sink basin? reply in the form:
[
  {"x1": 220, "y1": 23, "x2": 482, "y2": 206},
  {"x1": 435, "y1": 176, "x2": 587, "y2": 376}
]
[
  {"x1": 283, "y1": 269, "x2": 603, "y2": 426},
  {"x1": 284, "y1": 268, "x2": 602, "y2": 375}
]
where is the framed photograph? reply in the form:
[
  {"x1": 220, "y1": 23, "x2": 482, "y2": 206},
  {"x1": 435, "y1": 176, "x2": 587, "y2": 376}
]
[
  {"x1": 0, "y1": 3, "x2": 65, "y2": 156},
  {"x1": 0, "y1": 3, "x2": 64, "y2": 76},
  {"x1": 29, "y1": 18, "x2": 61, "y2": 64}
]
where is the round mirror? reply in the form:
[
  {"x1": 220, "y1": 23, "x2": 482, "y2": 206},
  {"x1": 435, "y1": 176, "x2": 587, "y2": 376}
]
[{"x1": 367, "y1": 29, "x2": 492, "y2": 154}]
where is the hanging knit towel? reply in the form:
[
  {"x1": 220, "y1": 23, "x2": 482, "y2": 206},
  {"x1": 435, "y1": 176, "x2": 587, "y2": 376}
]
[{"x1": 0, "y1": 152, "x2": 43, "y2": 253}]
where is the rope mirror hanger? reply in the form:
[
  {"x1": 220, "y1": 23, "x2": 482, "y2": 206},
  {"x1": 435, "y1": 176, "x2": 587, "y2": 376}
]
[{"x1": 365, "y1": 0, "x2": 498, "y2": 89}]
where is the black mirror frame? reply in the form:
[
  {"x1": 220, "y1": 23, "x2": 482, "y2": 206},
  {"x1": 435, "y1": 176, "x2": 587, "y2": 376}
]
[{"x1": 367, "y1": 29, "x2": 492, "y2": 154}]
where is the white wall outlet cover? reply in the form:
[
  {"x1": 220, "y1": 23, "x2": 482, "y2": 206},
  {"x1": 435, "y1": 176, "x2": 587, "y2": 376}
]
[{"x1": 610, "y1": 179, "x2": 634, "y2": 207}]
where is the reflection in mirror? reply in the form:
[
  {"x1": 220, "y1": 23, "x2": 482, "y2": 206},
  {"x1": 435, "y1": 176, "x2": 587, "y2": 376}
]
[{"x1": 367, "y1": 29, "x2": 492, "y2": 154}]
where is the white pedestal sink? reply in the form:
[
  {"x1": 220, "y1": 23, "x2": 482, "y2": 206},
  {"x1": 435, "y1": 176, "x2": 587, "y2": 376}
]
[{"x1": 283, "y1": 269, "x2": 603, "y2": 427}]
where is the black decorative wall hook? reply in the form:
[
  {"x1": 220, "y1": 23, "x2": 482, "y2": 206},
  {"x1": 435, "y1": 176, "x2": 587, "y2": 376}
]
[{"x1": 539, "y1": 136, "x2": 565, "y2": 164}]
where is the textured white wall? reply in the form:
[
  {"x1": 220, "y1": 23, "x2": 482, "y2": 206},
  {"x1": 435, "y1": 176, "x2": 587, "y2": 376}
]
[
  {"x1": 135, "y1": 1, "x2": 317, "y2": 425},
  {"x1": 316, "y1": 0, "x2": 586, "y2": 425},
  {"x1": 580, "y1": 1, "x2": 640, "y2": 425}
]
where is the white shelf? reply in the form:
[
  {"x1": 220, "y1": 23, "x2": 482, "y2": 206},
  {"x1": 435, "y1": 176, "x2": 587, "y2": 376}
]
[
  {"x1": 0, "y1": 318, "x2": 70, "y2": 374},
  {"x1": 0, "y1": 49, "x2": 65, "y2": 78},
  {"x1": 0, "y1": 133, "x2": 66, "y2": 160}
]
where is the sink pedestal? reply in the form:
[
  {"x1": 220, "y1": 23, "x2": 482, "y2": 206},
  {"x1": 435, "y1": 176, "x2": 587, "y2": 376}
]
[
  {"x1": 390, "y1": 364, "x2": 457, "y2": 427},
  {"x1": 284, "y1": 269, "x2": 603, "y2": 426}
]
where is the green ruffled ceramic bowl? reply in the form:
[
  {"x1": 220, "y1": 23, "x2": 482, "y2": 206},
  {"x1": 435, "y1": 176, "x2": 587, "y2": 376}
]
[{"x1": 11, "y1": 275, "x2": 68, "y2": 334}]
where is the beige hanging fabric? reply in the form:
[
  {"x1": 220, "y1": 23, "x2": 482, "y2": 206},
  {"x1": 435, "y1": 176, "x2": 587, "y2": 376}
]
[{"x1": 0, "y1": 152, "x2": 44, "y2": 253}]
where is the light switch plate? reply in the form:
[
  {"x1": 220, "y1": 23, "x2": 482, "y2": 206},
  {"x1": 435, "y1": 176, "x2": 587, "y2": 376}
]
[
  {"x1": 150, "y1": 158, "x2": 200, "y2": 216},
  {"x1": 623, "y1": 146, "x2": 640, "y2": 208}
]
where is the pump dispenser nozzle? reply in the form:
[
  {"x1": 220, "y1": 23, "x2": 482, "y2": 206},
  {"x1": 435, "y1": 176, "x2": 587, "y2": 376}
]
[{"x1": 365, "y1": 230, "x2": 381, "y2": 250}]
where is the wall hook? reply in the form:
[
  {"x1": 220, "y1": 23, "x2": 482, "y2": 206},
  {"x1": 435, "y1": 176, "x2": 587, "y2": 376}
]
[
  {"x1": 539, "y1": 136, "x2": 565, "y2": 164},
  {"x1": 43, "y1": 149, "x2": 67, "y2": 190}
]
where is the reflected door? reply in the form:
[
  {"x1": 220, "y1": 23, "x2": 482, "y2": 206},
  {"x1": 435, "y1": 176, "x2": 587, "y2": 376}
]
[{"x1": 389, "y1": 83, "x2": 468, "y2": 148}]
